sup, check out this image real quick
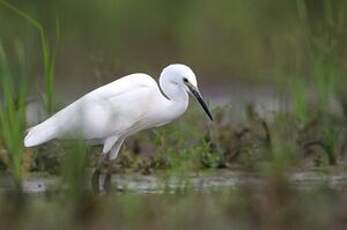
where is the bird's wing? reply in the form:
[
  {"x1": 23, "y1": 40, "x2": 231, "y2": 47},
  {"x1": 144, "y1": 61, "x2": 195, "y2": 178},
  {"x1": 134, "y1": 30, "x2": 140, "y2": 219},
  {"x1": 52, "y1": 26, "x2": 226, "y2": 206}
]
[
  {"x1": 24, "y1": 73, "x2": 159, "y2": 147},
  {"x1": 54, "y1": 73, "x2": 158, "y2": 139},
  {"x1": 85, "y1": 73, "x2": 156, "y2": 100}
]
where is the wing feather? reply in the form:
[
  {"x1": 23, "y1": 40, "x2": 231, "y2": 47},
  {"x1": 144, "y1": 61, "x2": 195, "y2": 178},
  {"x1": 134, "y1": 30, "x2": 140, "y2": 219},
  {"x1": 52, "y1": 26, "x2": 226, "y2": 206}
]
[{"x1": 25, "y1": 73, "x2": 158, "y2": 146}]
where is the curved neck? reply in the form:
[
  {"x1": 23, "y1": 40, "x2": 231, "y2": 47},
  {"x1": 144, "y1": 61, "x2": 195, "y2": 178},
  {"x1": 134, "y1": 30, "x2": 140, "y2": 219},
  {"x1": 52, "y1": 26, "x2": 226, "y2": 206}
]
[{"x1": 159, "y1": 76, "x2": 189, "y2": 102}]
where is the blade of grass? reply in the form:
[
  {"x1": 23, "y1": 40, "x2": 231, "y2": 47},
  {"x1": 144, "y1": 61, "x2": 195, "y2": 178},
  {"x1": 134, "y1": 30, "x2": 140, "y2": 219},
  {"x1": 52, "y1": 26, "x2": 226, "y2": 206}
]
[{"x1": 0, "y1": 0, "x2": 55, "y2": 113}]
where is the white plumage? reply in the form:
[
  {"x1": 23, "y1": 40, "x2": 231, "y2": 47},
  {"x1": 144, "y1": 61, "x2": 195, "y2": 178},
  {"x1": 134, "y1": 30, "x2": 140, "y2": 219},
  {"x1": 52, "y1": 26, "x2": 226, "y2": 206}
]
[{"x1": 24, "y1": 64, "x2": 213, "y2": 160}]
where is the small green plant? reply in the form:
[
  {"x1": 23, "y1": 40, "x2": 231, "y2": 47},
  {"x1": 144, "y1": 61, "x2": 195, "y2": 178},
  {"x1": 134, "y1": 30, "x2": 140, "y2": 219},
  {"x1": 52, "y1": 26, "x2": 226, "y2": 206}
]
[
  {"x1": 321, "y1": 127, "x2": 339, "y2": 165},
  {"x1": 0, "y1": 42, "x2": 27, "y2": 185}
]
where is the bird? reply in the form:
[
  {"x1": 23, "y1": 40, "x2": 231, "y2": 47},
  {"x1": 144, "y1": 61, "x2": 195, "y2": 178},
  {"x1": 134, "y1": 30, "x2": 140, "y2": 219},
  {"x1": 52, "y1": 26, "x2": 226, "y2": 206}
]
[{"x1": 24, "y1": 64, "x2": 213, "y2": 192}]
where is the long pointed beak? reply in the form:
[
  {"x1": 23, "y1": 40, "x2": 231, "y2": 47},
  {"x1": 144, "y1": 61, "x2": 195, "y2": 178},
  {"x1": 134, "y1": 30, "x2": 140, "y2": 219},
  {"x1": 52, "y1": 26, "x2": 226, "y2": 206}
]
[{"x1": 185, "y1": 82, "x2": 213, "y2": 121}]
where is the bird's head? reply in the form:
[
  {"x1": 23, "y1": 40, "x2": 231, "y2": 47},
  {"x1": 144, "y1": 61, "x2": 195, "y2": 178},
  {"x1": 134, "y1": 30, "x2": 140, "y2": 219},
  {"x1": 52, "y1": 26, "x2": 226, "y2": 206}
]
[{"x1": 160, "y1": 64, "x2": 213, "y2": 121}]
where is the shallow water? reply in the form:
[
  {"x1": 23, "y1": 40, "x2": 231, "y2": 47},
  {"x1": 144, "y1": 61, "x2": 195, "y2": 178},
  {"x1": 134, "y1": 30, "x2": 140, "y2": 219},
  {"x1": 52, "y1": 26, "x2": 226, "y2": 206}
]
[{"x1": 2, "y1": 170, "x2": 347, "y2": 194}]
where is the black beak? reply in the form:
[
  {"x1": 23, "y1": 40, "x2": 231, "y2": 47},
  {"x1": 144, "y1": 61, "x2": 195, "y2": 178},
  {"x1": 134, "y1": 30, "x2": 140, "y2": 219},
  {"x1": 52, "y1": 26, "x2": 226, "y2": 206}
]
[{"x1": 185, "y1": 82, "x2": 213, "y2": 121}]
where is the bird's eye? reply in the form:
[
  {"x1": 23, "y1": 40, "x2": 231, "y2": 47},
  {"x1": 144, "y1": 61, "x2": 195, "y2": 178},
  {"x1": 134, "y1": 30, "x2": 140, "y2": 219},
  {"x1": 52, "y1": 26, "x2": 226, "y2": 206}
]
[{"x1": 183, "y1": 78, "x2": 188, "y2": 83}]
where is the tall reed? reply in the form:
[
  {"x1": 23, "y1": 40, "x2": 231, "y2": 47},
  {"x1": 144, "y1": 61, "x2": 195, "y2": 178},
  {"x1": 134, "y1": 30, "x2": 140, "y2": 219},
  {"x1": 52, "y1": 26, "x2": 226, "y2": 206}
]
[{"x1": 0, "y1": 0, "x2": 57, "y2": 114}]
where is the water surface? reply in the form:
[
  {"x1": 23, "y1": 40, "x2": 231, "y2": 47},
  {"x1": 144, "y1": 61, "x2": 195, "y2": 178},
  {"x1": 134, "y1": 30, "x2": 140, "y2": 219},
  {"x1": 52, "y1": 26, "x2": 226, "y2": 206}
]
[{"x1": 2, "y1": 170, "x2": 347, "y2": 194}]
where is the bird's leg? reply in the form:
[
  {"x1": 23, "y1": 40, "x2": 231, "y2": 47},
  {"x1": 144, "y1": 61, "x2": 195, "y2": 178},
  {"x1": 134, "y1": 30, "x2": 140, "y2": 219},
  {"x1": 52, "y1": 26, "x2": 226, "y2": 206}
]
[
  {"x1": 91, "y1": 153, "x2": 108, "y2": 193},
  {"x1": 103, "y1": 158, "x2": 113, "y2": 193},
  {"x1": 101, "y1": 137, "x2": 125, "y2": 193},
  {"x1": 92, "y1": 137, "x2": 124, "y2": 192},
  {"x1": 101, "y1": 153, "x2": 114, "y2": 193}
]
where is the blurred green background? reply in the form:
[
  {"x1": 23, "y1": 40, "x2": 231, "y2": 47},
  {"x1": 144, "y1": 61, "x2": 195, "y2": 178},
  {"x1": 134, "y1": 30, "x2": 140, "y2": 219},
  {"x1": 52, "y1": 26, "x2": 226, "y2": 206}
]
[{"x1": 1, "y1": 0, "x2": 346, "y2": 98}]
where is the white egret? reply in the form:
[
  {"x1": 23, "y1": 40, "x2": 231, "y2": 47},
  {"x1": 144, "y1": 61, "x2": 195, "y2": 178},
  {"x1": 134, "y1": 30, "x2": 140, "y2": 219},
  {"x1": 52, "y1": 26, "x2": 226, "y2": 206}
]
[{"x1": 24, "y1": 64, "x2": 213, "y2": 191}]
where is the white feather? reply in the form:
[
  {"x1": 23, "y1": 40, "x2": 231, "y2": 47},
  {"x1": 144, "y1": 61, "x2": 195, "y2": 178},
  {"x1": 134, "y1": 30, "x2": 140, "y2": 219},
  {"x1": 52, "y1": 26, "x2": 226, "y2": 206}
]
[{"x1": 24, "y1": 74, "x2": 158, "y2": 146}]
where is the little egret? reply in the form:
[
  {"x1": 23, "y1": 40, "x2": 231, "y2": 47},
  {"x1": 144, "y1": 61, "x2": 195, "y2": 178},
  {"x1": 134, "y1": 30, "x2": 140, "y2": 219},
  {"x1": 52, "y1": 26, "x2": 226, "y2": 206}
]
[{"x1": 24, "y1": 64, "x2": 213, "y2": 191}]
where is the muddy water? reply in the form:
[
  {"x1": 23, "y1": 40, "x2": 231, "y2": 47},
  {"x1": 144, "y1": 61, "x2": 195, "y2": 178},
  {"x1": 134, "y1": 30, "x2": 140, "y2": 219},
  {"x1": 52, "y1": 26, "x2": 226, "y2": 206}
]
[{"x1": 2, "y1": 170, "x2": 347, "y2": 194}]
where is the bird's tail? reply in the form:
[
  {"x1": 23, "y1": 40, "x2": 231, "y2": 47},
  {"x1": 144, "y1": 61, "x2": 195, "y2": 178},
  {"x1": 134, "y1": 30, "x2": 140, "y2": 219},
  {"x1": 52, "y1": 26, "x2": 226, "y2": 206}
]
[{"x1": 24, "y1": 120, "x2": 58, "y2": 147}]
